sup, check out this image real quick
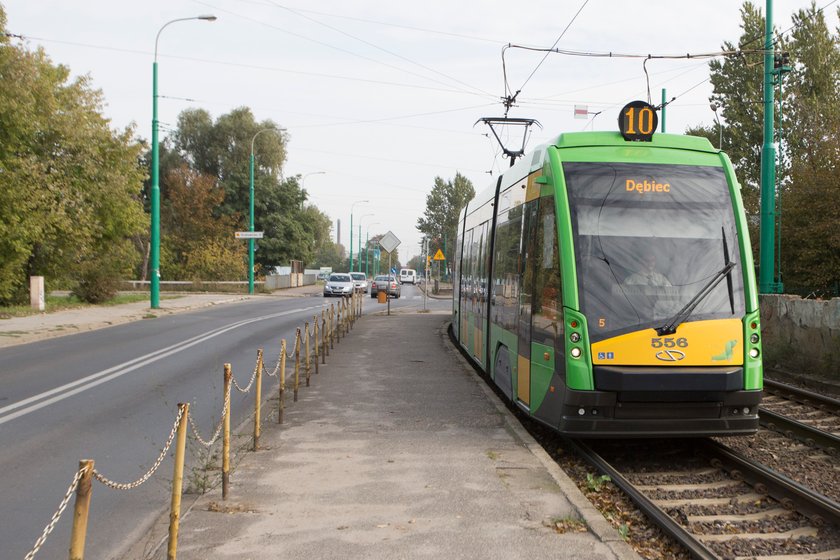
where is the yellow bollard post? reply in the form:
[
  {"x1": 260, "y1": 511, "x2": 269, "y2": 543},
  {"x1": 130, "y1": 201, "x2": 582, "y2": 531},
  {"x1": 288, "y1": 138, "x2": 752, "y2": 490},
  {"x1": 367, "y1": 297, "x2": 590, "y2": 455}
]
[
  {"x1": 278, "y1": 340, "x2": 286, "y2": 424},
  {"x1": 253, "y1": 349, "x2": 263, "y2": 451},
  {"x1": 321, "y1": 312, "x2": 327, "y2": 364},
  {"x1": 167, "y1": 403, "x2": 189, "y2": 560},
  {"x1": 330, "y1": 305, "x2": 335, "y2": 350},
  {"x1": 305, "y1": 321, "x2": 311, "y2": 387},
  {"x1": 293, "y1": 328, "x2": 301, "y2": 402},
  {"x1": 313, "y1": 315, "x2": 320, "y2": 374},
  {"x1": 222, "y1": 364, "x2": 231, "y2": 500},
  {"x1": 69, "y1": 459, "x2": 93, "y2": 560}
]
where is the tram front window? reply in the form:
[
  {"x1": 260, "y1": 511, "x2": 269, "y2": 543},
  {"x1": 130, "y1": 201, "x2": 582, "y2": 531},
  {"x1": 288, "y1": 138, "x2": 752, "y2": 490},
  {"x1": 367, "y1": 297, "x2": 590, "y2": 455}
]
[{"x1": 563, "y1": 162, "x2": 746, "y2": 343}]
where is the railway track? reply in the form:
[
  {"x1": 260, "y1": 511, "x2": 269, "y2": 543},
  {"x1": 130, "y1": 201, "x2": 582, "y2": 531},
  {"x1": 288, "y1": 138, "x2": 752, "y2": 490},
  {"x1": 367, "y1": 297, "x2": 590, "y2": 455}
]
[
  {"x1": 760, "y1": 379, "x2": 840, "y2": 455},
  {"x1": 569, "y1": 437, "x2": 840, "y2": 560}
]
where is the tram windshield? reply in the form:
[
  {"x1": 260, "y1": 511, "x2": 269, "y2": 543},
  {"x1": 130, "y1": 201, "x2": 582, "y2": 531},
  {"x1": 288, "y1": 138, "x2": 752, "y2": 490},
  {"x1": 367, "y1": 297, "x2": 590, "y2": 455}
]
[{"x1": 563, "y1": 162, "x2": 745, "y2": 343}]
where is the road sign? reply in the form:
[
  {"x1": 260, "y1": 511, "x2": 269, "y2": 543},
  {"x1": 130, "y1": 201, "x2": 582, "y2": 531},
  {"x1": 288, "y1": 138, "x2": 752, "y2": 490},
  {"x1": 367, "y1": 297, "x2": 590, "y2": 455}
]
[
  {"x1": 374, "y1": 248, "x2": 380, "y2": 259},
  {"x1": 379, "y1": 231, "x2": 400, "y2": 253},
  {"x1": 391, "y1": 267, "x2": 397, "y2": 276},
  {"x1": 235, "y1": 231, "x2": 264, "y2": 239},
  {"x1": 433, "y1": 249, "x2": 446, "y2": 261}
]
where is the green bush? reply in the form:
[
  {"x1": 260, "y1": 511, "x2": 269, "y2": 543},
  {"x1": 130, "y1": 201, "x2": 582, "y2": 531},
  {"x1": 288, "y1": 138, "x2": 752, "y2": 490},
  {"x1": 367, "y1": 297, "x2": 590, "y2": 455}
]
[{"x1": 72, "y1": 267, "x2": 121, "y2": 304}]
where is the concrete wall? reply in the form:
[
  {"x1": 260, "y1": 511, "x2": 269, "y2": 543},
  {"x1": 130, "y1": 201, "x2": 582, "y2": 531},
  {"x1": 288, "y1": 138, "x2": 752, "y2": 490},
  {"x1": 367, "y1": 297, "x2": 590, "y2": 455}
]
[
  {"x1": 264, "y1": 273, "x2": 316, "y2": 290},
  {"x1": 760, "y1": 294, "x2": 840, "y2": 378}
]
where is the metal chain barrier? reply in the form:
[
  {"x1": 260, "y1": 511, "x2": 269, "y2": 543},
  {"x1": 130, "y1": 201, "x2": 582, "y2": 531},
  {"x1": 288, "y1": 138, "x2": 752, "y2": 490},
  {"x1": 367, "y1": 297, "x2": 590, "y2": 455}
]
[
  {"x1": 91, "y1": 406, "x2": 185, "y2": 491},
  {"x1": 187, "y1": 384, "x2": 231, "y2": 448},
  {"x1": 23, "y1": 466, "x2": 87, "y2": 560},
  {"x1": 231, "y1": 360, "x2": 259, "y2": 393}
]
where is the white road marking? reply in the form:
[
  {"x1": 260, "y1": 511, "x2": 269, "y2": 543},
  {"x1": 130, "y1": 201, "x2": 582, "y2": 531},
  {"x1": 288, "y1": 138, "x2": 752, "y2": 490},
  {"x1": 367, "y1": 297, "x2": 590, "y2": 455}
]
[{"x1": 0, "y1": 304, "x2": 325, "y2": 426}]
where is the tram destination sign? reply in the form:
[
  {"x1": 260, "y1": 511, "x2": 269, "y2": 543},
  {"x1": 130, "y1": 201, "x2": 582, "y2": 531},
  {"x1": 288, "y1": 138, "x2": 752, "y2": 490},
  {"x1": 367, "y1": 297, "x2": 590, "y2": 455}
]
[{"x1": 235, "y1": 231, "x2": 264, "y2": 239}]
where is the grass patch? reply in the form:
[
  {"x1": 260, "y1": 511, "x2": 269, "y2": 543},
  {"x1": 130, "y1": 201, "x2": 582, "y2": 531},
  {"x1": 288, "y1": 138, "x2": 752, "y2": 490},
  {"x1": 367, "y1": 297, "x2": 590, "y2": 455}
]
[{"x1": 0, "y1": 293, "x2": 180, "y2": 319}]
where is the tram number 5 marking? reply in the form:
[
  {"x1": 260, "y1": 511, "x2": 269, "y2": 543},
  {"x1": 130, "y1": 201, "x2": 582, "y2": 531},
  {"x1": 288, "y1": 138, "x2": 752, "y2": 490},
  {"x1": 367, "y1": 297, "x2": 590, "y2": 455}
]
[
  {"x1": 651, "y1": 337, "x2": 688, "y2": 349},
  {"x1": 618, "y1": 100, "x2": 659, "y2": 142}
]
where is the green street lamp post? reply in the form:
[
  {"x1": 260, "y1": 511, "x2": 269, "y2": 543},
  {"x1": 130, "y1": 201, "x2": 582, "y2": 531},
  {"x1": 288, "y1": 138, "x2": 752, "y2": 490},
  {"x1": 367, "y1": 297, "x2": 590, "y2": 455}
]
[
  {"x1": 248, "y1": 127, "x2": 284, "y2": 294},
  {"x1": 150, "y1": 14, "x2": 217, "y2": 308},
  {"x1": 348, "y1": 200, "x2": 368, "y2": 272},
  {"x1": 365, "y1": 222, "x2": 379, "y2": 278},
  {"x1": 358, "y1": 213, "x2": 373, "y2": 275}
]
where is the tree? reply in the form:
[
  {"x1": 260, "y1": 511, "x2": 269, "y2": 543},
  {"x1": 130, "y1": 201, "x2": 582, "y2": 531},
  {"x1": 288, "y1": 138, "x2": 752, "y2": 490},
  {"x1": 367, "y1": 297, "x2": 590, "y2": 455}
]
[
  {"x1": 695, "y1": 1, "x2": 840, "y2": 295},
  {"x1": 160, "y1": 166, "x2": 246, "y2": 281},
  {"x1": 164, "y1": 108, "x2": 332, "y2": 276},
  {"x1": 416, "y1": 173, "x2": 475, "y2": 266},
  {"x1": 0, "y1": 11, "x2": 146, "y2": 303}
]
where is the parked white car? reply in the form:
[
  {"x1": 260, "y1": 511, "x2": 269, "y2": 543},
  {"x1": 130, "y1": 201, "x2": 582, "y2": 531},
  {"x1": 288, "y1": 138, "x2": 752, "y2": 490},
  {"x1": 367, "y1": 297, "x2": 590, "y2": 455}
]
[
  {"x1": 350, "y1": 272, "x2": 368, "y2": 293},
  {"x1": 323, "y1": 273, "x2": 353, "y2": 297}
]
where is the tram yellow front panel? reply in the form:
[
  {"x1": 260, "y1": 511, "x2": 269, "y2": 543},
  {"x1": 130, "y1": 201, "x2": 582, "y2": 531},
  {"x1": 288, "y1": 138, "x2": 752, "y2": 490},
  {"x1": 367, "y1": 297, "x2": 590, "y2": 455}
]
[{"x1": 591, "y1": 318, "x2": 743, "y2": 366}]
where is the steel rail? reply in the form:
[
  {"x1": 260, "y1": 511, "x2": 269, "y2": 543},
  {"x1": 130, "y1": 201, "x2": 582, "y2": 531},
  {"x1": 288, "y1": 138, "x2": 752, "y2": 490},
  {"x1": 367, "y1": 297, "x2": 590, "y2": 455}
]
[
  {"x1": 702, "y1": 439, "x2": 840, "y2": 528},
  {"x1": 759, "y1": 407, "x2": 840, "y2": 455},
  {"x1": 764, "y1": 378, "x2": 840, "y2": 414},
  {"x1": 565, "y1": 438, "x2": 719, "y2": 560}
]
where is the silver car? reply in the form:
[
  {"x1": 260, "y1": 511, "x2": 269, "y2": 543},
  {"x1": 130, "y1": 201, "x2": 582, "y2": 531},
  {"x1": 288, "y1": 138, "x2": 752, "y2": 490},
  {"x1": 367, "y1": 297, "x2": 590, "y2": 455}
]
[
  {"x1": 323, "y1": 273, "x2": 353, "y2": 297},
  {"x1": 350, "y1": 272, "x2": 368, "y2": 293}
]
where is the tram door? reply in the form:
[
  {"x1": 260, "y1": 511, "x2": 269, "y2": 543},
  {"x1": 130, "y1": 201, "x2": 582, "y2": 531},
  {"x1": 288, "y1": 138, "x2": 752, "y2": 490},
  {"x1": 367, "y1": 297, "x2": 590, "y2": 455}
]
[
  {"x1": 516, "y1": 200, "x2": 539, "y2": 408},
  {"x1": 517, "y1": 196, "x2": 562, "y2": 412}
]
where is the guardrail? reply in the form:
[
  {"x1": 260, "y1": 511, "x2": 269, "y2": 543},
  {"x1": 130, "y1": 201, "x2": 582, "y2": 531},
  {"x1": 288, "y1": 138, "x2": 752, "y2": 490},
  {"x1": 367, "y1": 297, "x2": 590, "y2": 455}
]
[{"x1": 22, "y1": 291, "x2": 364, "y2": 560}]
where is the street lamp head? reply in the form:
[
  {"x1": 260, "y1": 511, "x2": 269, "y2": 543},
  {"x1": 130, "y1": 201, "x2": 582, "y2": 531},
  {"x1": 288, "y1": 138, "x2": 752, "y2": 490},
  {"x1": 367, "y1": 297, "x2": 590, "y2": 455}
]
[
  {"x1": 199, "y1": 14, "x2": 218, "y2": 21},
  {"x1": 710, "y1": 103, "x2": 718, "y2": 112}
]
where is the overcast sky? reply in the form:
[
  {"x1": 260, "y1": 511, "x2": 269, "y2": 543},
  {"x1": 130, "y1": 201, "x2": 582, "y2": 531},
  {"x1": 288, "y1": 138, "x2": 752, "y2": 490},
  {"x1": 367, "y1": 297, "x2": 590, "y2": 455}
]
[{"x1": 4, "y1": 0, "x2": 835, "y2": 264}]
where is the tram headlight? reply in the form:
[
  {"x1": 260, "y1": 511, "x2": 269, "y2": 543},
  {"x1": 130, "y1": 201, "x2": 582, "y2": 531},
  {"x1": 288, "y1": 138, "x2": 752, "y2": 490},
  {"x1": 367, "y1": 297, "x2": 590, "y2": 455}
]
[
  {"x1": 570, "y1": 332, "x2": 581, "y2": 343},
  {"x1": 749, "y1": 348, "x2": 760, "y2": 359},
  {"x1": 570, "y1": 347, "x2": 582, "y2": 358},
  {"x1": 750, "y1": 333, "x2": 759, "y2": 344}
]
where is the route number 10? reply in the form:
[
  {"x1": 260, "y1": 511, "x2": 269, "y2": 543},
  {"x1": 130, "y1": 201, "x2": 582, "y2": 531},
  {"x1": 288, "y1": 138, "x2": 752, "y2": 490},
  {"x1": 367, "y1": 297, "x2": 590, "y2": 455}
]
[{"x1": 618, "y1": 100, "x2": 659, "y2": 141}]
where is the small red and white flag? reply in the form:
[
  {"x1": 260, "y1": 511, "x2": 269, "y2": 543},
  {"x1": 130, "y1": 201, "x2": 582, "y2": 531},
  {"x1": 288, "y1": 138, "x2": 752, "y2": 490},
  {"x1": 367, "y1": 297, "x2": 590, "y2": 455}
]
[{"x1": 574, "y1": 105, "x2": 589, "y2": 119}]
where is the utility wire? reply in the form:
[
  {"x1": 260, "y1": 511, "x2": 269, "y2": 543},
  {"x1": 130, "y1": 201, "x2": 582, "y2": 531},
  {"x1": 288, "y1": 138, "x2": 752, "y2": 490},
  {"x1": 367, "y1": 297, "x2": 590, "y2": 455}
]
[
  {"x1": 4, "y1": 33, "x2": 489, "y2": 98},
  {"x1": 194, "y1": 0, "x2": 496, "y2": 100},
  {"x1": 259, "y1": 0, "x2": 496, "y2": 99}
]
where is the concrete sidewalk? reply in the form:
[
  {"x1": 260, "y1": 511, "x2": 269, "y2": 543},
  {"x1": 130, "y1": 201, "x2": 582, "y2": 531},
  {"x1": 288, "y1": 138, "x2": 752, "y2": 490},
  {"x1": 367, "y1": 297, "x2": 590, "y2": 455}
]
[
  {"x1": 143, "y1": 314, "x2": 637, "y2": 560},
  {"x1": 0, "y1": 285, "x2": 323, "y2": 349}
]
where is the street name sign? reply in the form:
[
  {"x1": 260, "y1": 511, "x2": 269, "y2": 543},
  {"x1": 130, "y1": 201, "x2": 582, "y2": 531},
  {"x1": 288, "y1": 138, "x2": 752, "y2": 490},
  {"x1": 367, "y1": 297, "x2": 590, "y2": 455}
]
[{"x1": 235, "y1": 231, "x2": 264, "y2": 239}]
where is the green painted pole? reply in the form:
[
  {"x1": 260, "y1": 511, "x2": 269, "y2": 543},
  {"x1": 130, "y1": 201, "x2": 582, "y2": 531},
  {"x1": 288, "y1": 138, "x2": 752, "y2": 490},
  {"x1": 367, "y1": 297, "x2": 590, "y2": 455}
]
[
  {"x1": 759, "y1": 0, "x2": 778, "y2": 294},
  {"x1": 365, "y1": 231, "x2": 369, "y2": 277},
  {"x1": 660, "y1": 88, "x2": 666, "y2": 133},
  {"x1": 358, "y1": 224, "x2": 362, "y2": 274},
  {"x1": 150, "y1": 61, "x2": 160, "y2": 309},
  {"x1": 248, "y1": 153, "x2": 255, "y2": 294},
  {"x1": 349, "y1": 213, "x2": 354, "y2": 272}
]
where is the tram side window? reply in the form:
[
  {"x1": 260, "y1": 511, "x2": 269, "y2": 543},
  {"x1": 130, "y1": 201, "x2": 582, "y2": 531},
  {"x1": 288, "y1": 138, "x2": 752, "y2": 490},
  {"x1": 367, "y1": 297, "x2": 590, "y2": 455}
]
[
  {"x1": 460, "y1": 228, "x2": 474, "y2": 311},
  {"x1": 477, "y1": 221, "x2": 490, "y2": 306},
  {"x1": 492, "y1": 208, "x2": 522, "y2": 331},
  {"x1": 518, "y1": 201, "x2": 538, "y2": 356},
  {"x1": 532, "y1": 197, "x2": 563, "y2": 345}
]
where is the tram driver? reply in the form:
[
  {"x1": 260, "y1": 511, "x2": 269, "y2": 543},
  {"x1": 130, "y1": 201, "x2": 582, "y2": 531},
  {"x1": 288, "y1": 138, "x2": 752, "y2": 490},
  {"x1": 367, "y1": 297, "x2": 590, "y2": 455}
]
[{"x1": 624, "y1": 251, "x2": 671, "y2": 287}]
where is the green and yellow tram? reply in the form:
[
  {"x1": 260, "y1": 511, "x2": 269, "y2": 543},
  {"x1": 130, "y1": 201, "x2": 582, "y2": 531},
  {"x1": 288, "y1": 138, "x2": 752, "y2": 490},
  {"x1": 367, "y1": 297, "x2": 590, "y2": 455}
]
[{"x1": 453, "y1": 102, "x2": 762, "y2": 437}]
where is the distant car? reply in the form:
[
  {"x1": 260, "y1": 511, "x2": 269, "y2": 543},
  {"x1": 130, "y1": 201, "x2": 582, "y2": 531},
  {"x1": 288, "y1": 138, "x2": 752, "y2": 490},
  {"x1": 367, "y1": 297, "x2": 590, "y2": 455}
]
[
  {"x1": 399, "y1": 268, "x2": 417, "y2": 284},
  {"x1": 317, "y1": 272, "x2": 329, "y2": 282},
  {"x1": 350, "y1": 272, "x2": 368, "y2": 293},
  {"x1": 323, "y1": 273, "x2": 353, "y2": 297},
  {"x1": 371, "y1": 275, "x2": 400, "y2": 298}
]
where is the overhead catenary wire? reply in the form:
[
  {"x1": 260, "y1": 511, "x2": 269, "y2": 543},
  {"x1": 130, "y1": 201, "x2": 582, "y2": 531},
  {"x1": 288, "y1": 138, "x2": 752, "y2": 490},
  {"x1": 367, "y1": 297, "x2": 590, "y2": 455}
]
[{"x1": 501, "y1": 0, "x2": 591, "y2": 114}]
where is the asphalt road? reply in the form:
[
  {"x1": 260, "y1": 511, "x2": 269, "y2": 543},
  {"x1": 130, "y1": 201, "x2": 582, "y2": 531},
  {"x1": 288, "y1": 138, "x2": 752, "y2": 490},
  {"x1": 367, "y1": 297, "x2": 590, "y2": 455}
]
[{"x1": 1, "y1": 284, "x2": 449, "y2": 560}]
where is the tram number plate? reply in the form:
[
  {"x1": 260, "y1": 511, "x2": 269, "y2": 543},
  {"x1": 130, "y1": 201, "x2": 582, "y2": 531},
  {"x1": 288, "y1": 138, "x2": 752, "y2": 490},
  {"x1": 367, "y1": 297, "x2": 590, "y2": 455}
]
[{"x1": 651, "y1": 337, "x2": 688, "y2": 348}]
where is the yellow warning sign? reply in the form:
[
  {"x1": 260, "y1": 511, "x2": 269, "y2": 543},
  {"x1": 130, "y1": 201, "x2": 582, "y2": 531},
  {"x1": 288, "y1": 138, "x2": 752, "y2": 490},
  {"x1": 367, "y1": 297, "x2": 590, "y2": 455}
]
[{"x1": 433, "y1": 249, "x2": 446, "y2": 261}]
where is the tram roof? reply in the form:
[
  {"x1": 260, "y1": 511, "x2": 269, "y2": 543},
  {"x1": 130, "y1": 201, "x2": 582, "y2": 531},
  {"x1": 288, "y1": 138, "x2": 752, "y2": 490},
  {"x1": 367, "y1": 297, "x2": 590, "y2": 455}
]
[{"x1": 548, "y1": 131, "x2": 717, "y2": 153}]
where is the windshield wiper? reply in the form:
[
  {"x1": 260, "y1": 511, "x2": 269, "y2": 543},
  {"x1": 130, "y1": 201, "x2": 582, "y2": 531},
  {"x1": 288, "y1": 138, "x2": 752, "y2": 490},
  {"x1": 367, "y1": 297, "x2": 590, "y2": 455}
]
[{"x1": 656, "y1": 261, "x2": 736, "y2": 336}]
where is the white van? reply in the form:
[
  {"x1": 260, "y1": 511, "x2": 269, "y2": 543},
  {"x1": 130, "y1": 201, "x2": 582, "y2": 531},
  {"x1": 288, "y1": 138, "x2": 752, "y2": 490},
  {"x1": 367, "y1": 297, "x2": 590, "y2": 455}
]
[{"x1": 399, "y1": 268, "x2": 416, "y2": 285}]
